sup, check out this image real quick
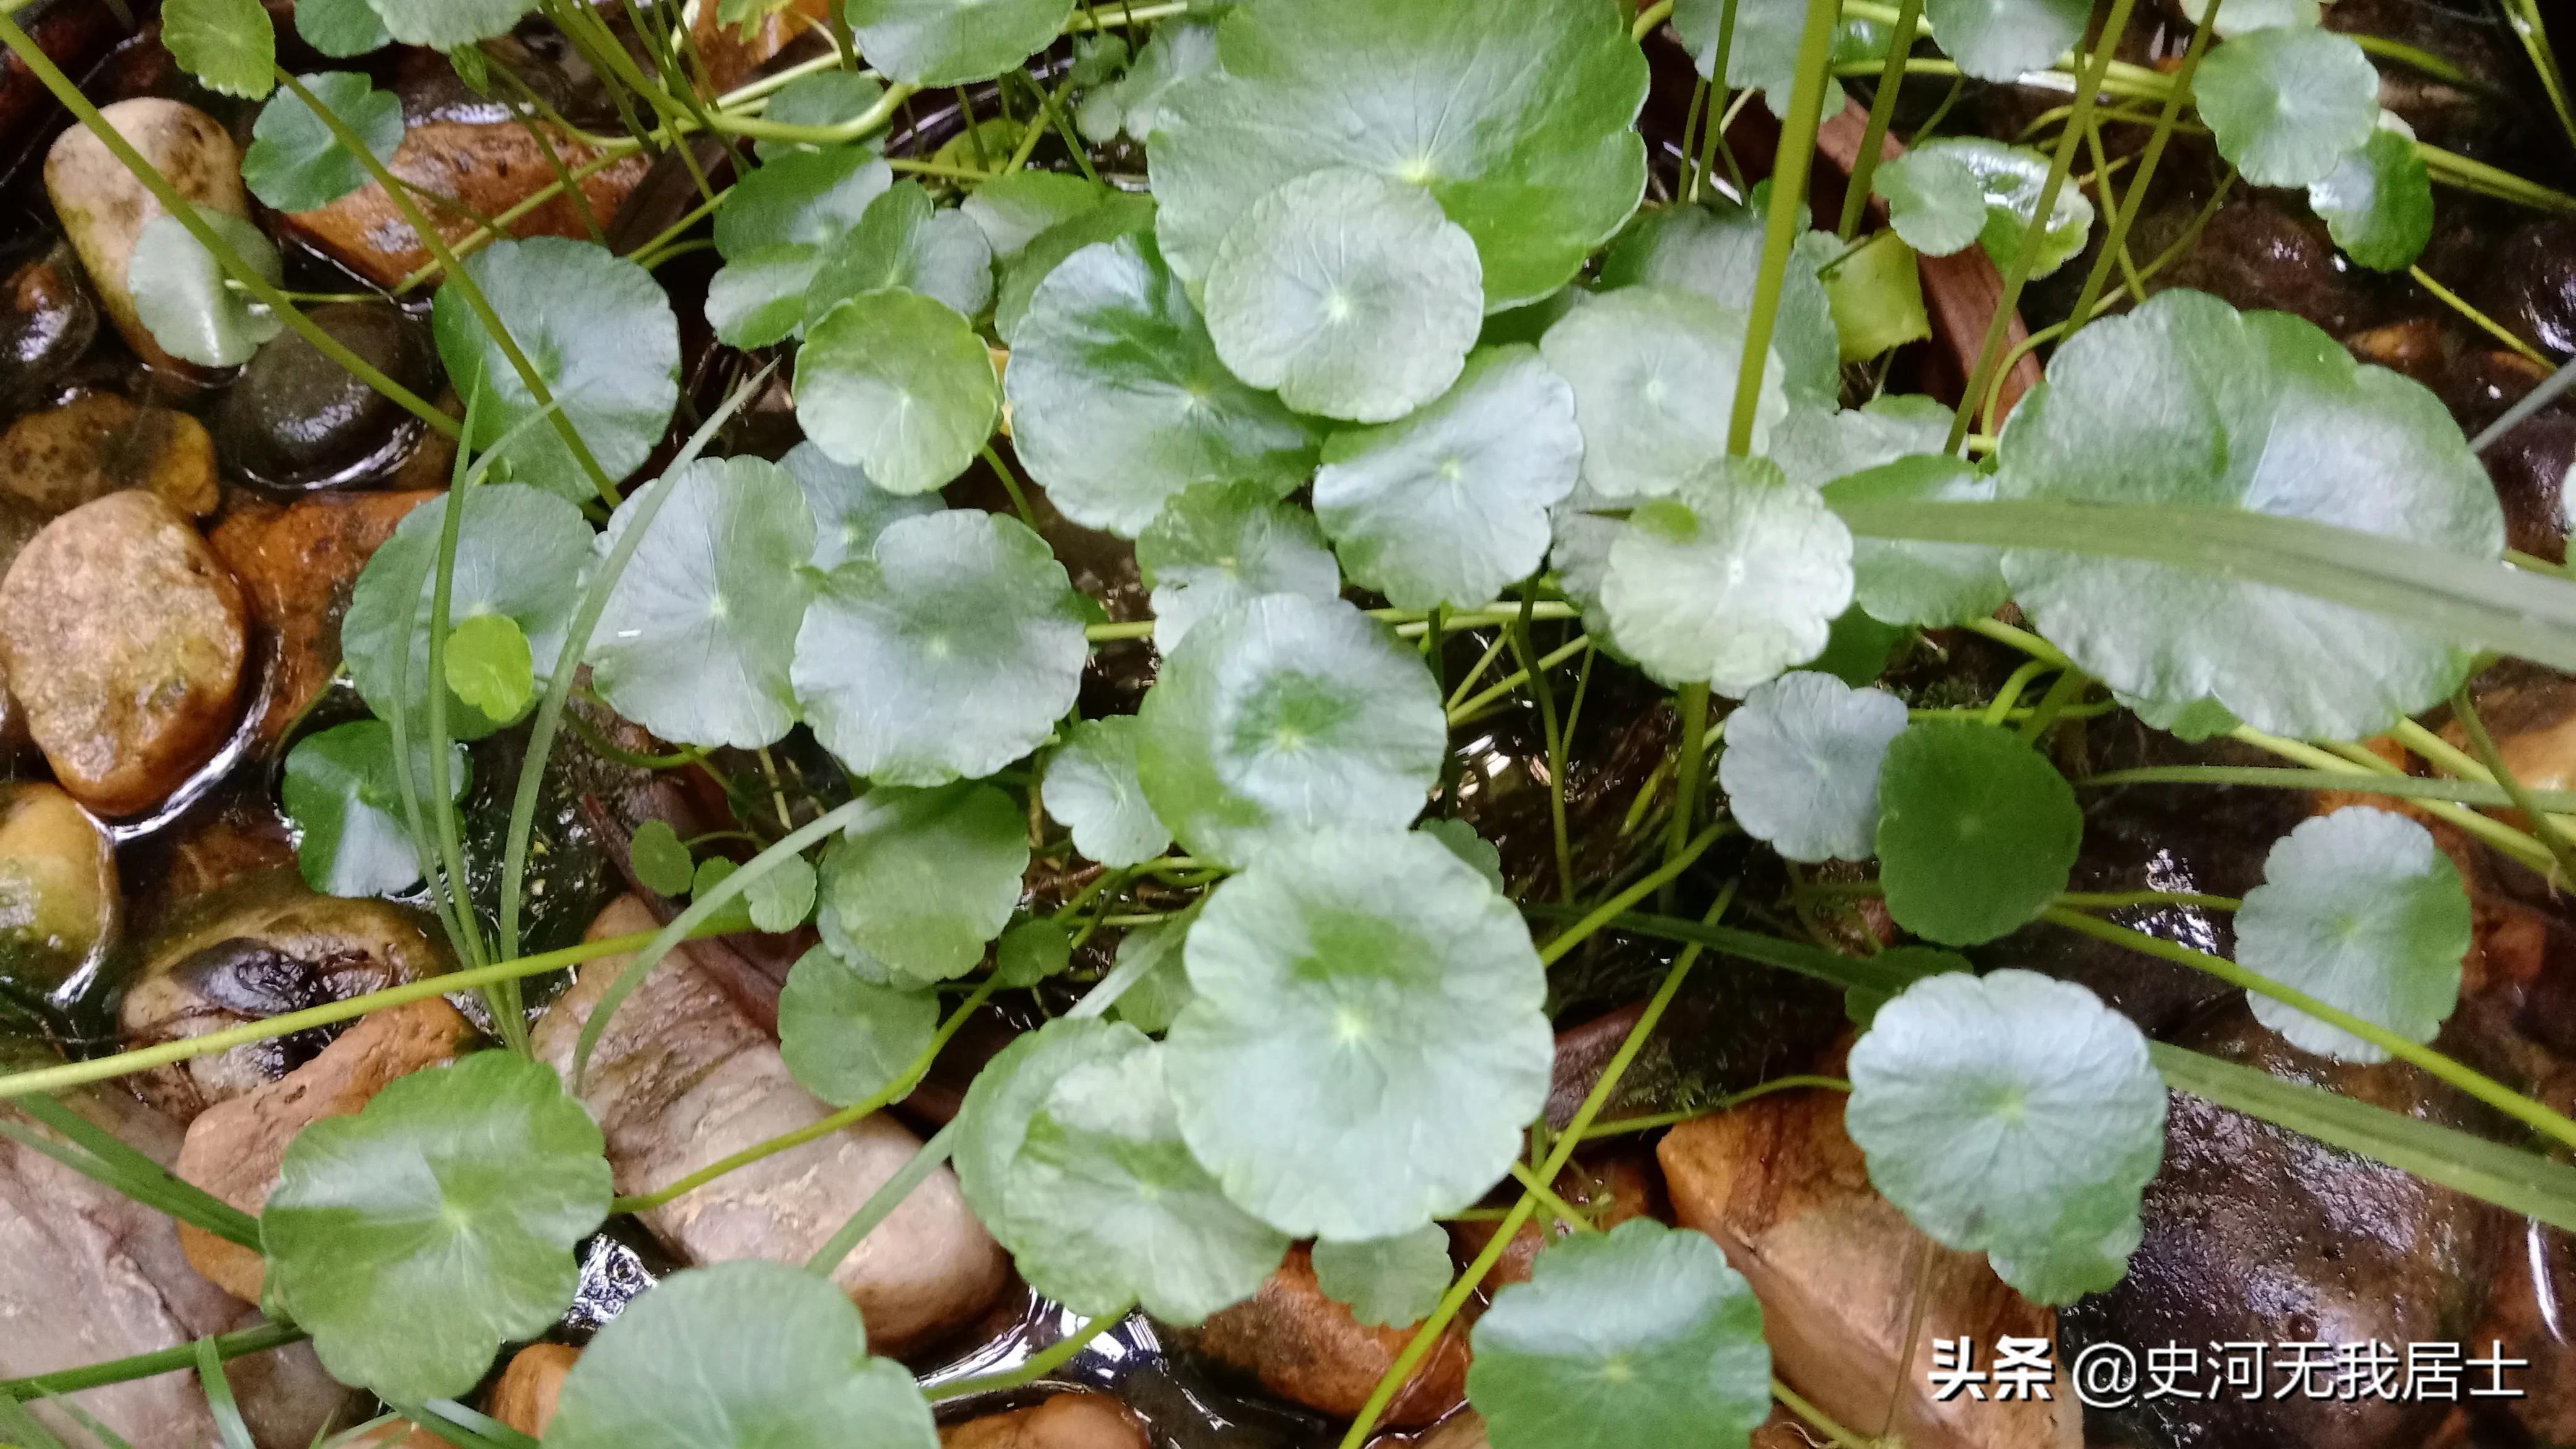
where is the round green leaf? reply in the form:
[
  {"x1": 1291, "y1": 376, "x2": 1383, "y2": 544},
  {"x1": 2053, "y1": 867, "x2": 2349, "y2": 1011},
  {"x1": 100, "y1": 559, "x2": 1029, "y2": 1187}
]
[
  {"x1": 1468, "y1": 1219, "x2": 1772, "y2": 1449},
  {"x1": 962, "y1": 170, "x2": 1113, "y2": 261},
  {"x1": 1147, "y1": 0, "x2": 1648, "y2": 309},
  {"x1": 1921, "y1": 0, "x2": 2090, "y2": 81},
  {"x1": 1044, "y1": 715, "x2": 1175, "y2": 868},
  {"x1": 1599, "y1": 199, "x2": 1841, "y2": 405},
  {"x1": 281, "y1": 721, "x2": 466, "y2": 898},
  {"x1": 1872, "y1": 149, "x2": 1986, "y2": 256},
  {"x1": 1314, "y1": 344, "x2": 1582, "y2": 612},
  {"x1": 245, "y1": 73, "x2": 403, "y2": 212},
  {"x1": 1107, "y1": 912, "x2": 1196, "y2": 1035},
  {"x1": 754, "y1": 72, "x2": 889, "y2": 160},
  {"x1": 296, "y1": 0, "x2": 393, "y2": 56},
  {"x1": 264, "y1": 1052, "x2": 611, "y2": 1402},
  {"x1": 1135, "y1": 595, "x2": 1446, "y2": 868},
  {"x1": 1599, "y1": 456, "x2": 1855, "y2": 693},
  {"x1": 590, "y1": 456, "x2": 817, "y2": 749},
  {"x1": 1164, "y1": 829, "x2": 1551, "y2": 1238},
  {"x1": 1995, "y1": 288, "x2": 2503, "y2": 738},
  {"x1": 1820, "y1": 452, "x2": 2009, "y2": 627},
  {"x1": 1312, "y1": 1224, "x2": 1450, "y2": 1328},
  {"x1": 713, "y1": 146, "x2": 894, "y2": 260},
  {"x1": 1077, "y1": 17, "x2": 1219, "y2": 145},
  {"x1": 779, "y1": 946, "x2": 939, "y2": 1106},
  {"x1": 1136, "y1": 479, "x2": 1341, "y2": 650},
  {"x1": 443, "y1": 612, "x2": 534, "y2": 723},
  {"x1": 627, "y1": 817, "x2": 696, "y2": 898},
  {"x1": 957, "y1": 1017, "x2": 1290, "y2": 1322},
  {"x1": 432, "y1": 238, "x2": 680, "y2": 500},
  {"x1": 367, "y1": 0, "x2": 535, "y2": 47},
  {"x1": 994, "y1": 916, "x2": 1071, "y2": 988},
  {"x1": 2308, "y1": 123, "x2": 2433, "y2": 272},
  {"x1": 1716, "y1": 671, "x2": 1908, "y2": 864},
  {"x1": 842, "y1": 0, "x2": 1076, "y2": 85},
  {"x1": 1006, "y1": 233, "x2": 1320, "y2": 537},
  {"x1": 1901, "y1": 139, "x2": 2095, "y2": 277},
  {"x1": 545, "y1": 1261, "x2": 937, "y2": 1449},
  {"x1": 1845, "y1": 970, "x2": 2167, "y2": 1303},
  {"x1": 343, "y1": 482, "x2": 594, "y2": 742},
  {"x1": 816, "y1": 782, "x2": 1028, "y2": 985},
  {"x1": 994, "y1": 191, "x2": 1157, "y2": 343},
  {"x1": 129, "y1": 213, "x2": 286, "y2": 368},
  {"x1": 805, "y1": 180, "x2": 995, "y2": 326},
  {"x1": 1767, "y1": 392, "x2": 1953, "y2": 489},
  {"x1": 1202, "y1": 169, "x2": 1483, "y2": 423},
  {"x1": 1539, "y1": 286, "x2": 1788, "y2": 500},
  {"x1": 782, "y1": 440, "x2": 941, "y2": 572},
  {"x1": 2235, "y1": 806, "x2": 2470, "y2": 1063},
  {"x1": 1873, "y1": 720, "x2": 2082, "y2": 947},
  {"x1": 746, "y1": 852, "x2": 818, "y2": 934},
  {"x1": 1419, "y1": 817, "x2": 1506, "y2": 893},
  {"x1": 2195, "y1": 27, "x2": 2381, "y2": 187},
  {"x1": 796, "y1": 289, "x2": 998, "y2": 496},
  {"x1": 707, "y1": 244, "x2": 826, "y2": 349},
  {"x1": 165, "y1": 0, "x2": 275, "y2": 97},
  {"x1": 688, "y1": 858, "x2": 757, "y2": 936},
  {"x1": 793, "y1": 510, "x2": 1087, "y2": 785}
]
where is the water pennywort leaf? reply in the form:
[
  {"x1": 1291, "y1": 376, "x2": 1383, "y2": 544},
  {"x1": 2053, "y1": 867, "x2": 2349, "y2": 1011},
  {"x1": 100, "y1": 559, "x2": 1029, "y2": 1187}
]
[
  {"x1": 1873, "y1": 720, "x2": 2082, "y2": 946},
  {"x1": 244, "y1": 73, "x2": 404, "y2": 213},
  {"x1": 1846, "y1": 970, "x2": 2167, "y2": 1303},
  {"x1": 1136, "y1": 479, "x2": 1341, "y2": 650},
  {"x1": 2308, "y1": 123, "x2": 2434, "y2": 272},
  {"x1": 1312, "y1": 1224, "x2": 1450, "y2": 1328},
  {"x1": 794, "y1": 289, "x2": 998, "y2": 496},
  {"x1": 1540, "y1": 286, "x2": 1788, "y2": 500},
  {"x1": 1881, "y1": 139, "x2": 2095, "y2": 277},
  {"x1": 1921, "y1": 0, "x2": 2091, "y2": 82},
  {"x1": 627, "y1": 818, "x2": 695, "y2": 898},
  {"x1": 366, "y1": 0, "x2": 536, "y2": 48},
  {"x1": 1164, "y1": 830, "x2": 1552, "y2": 1238},
  {"x1": 778, "y1": 946, "x2": 939, "y2": 1107},
  {"x1": 804, "y1": 180, "x2": 995, "y2": 327},
  {"x1": 840, "y1": 0, "x2": 1076, "y2": 86},
  {"x1": 1598, "y1": 456, "x2": 1855, "y2": 694},
  {"x1": 782, "y1": 440, "x2": 940, "y2": 572},
  {"x1": 2235, "y1": 806, "x2": 2471, "y2": 1062},
  {"x1": 263, "y1": 1052, "x2": 611, "y2": 1402},
  {"x1": 1599, "y1": 199, "x2": 1840, "y2": 406},
  {"x1": 295, "y1": 0, "x2": 393, "y2": 56},
  {"x1": 281, "y1": 721, "x2": 466, "y2": 898},
  {"x1": 1043, "y1": 715, "x2": 1174, "y2": 869},
  {"x1": 1820, "y1": 452, "x2": 2010, "y2": 627},
  {"x1": 817, "y1": 782, "x2": 1028, "y2": 985},
  {"x1": 441, "y1": 612, "x2": 534, "y2": 724},
  {"x1": 2195, "y1": 27, "x2": 2382, "y2": 188},
  {"x1": 129, "y1": 213, "x2": 285, "y2": 368},
  {"x1": 1715, "y1": 671, "x2": 1909, "y2": 864},
  {"x1": 163, "y1": 0, "x2": 275, "y2": 98}
]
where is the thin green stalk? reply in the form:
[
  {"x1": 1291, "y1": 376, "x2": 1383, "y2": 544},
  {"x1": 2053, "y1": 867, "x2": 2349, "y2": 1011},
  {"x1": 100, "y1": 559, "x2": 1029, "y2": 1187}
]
[
  {"x1": 2015, "y1": 663, "x2": 2091, "y2": 741},
  {"x1": 1448, "y1": 635, "x2": 1591, "y2": 724},
  {"x1": 7, "y1": 1095, "x2": 259, "y2": 1248},
  {"x1": 1773, "y1": 1377, "x2": 1888, "y2": 1449},
  {"x1": 2, "y1": 1324, "x2": 306, "y2": 1403},
  {"x1": 2502, "y1": 0, "x2": 2576, "y2": 155},
  {"x1": 982, "y1": 444, "x2": 1040, "y2": 528},
  {"x1": 273, "y1": 69, "x2": 624, "y2": 507},
  {"x1": 933, "y1": 1304, "x2": 1132, "y2": 1399},
  {"x1": 2057, "y1": 889, "x2": 2241, "y2": 911},
  {"x1": 1631, "y1": 0, "x2": 1674, "y2": 37},
  {"x1": 1507, "y1": 1159, "x2": 1597, "y2": 1230},
  {"x1": 2414, "y1": 264, "x2": 2552, "y2": 367},
  {"x1": 1580, "y1": 1076, "x2": 1852, "y2": 1139},
  {"x1": 394, "y1": 149, "x2": 630, "y2": 292},
  {"x1": 1537, "y1": 823, "x2": 1726, "y2": 967},
  {"x1": 1835, "y1": 0, "x2": 1923, "y2": 240},
  {"x1": 1980, "y1": 659, "x2": 2052, "y2": 726},
  {"x1": 1728, "y1": 0, "x2": 1842, "y2": 455},
  {"x1": 422, "y1": 442, "x2": 508, "y2": 1054},
  {"x1": 2452, "y1": 689, "x2": 2576, "y2": 887},
  {"x1": 1664, "y1": 683, "x2": 1712, "y2": 907},
  {"x1": 1946, "y1": 0, "x2": 2139, "y2": 453},
  {"x1": 2040, "y1": 906, "x2": 2576, "y2": 1153},
  {"x1": 2068, "y1": 1, "x2": 2213, "y2": 325},
  {"x1": 2080, "y1": 764, "x2": 2576, "y2": 812},
  {"x1": 1507, "y1": 616, "x2": 1577, "y2": 903}
]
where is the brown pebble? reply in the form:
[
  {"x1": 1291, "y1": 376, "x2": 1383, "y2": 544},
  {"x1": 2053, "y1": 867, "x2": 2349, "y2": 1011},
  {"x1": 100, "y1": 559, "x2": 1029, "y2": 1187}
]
[
  {"x1": 941, "y1": 1392, "x2": 1148, "y2": 1449},
  {"x1": 0, "y1": 392, "x2": 218, "y2": 518},
  {"x1": 43, "y1": 98, "x2": 248, "y2": 374},
  {"x1": 206, "y1": 489, "x2": 437, "y2": 748},
  {"x1": 1193, "y1": 1245, "x2": 1469, "y2": 1427},
  {"x1": 489, "y1": 1342, "x2": 579, "y2": 1439}
]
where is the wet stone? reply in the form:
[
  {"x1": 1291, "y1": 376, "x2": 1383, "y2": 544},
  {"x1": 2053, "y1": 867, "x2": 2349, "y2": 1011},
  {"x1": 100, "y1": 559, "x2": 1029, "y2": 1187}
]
[
  {"x1": 0, "y1": 391, "x2": 218, "y2": 518},
  {"x1": 0, "y1": 237, "x2": 96, "y2": 411},
  {"x1": 43, "y1": 98, "x2": 248, "y2": 374},
  {"x1": 1188, "y1": 1245, "x2": 1469, "y2": 1428},
  {"x1": 2484, "y1": 218, "x2": 2576, "y2": 359},
  {"x1": 206, "y1": 488, "x2": 437, "y2": 751},
  {"x1": 214, "y1": 303, "x2": 442, "y2": 491},
  {"x1": 0, "y1": 781, "x2": 118, "y2": 1013}
]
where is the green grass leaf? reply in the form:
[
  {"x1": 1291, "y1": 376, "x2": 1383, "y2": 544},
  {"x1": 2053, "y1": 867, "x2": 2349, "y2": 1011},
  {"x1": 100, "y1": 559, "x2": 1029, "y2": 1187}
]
[
  {"x1": 1598, "y1": 456, "x2": 1855, "y2": 692},
  {"x1": 778, "y1": 946, "x2": 938, "y2": 1106},
  {"x1": 1715, "y1": 671, "x2": 1908, "y2": 864},
  {"x1": 281, "y1": 720, "x2": 466, "y2": 897},
  {"x1": 1312, "y1": 1224, "x2": 1450, "y2": 1328},
  {"x1": 1136, "y1": 480, "x2": 1341, "y2": 649},
  {"x1": 1848, "y1": 970, "x2": 2165, "y2": 1303},
  {"x1": 2308, "y1": 123, "x2": 2434, "y2": 272},
  {"x1": 1468, "y1": 1219, "x2": 1772, "y2": 1449},
  {"x1": 793, "y1": 510, "x2": 1087, "y2": 785},
  {"x1": 1315, "y1": 344, "x2": 1582, "y2": 612},
  {"x1": 627, "y1": 818, "x2": 695, "y2": 898},
  {"x1": 1992, "y1": 289, "x2": 2502, "y2": 737},
  {"x1": 1148, "y1": 0, "x2": 1648, "y2": 309},
  {"x1": 816, "y1": 783, "x2": 1027, "y2": 985},
  {"x1": 1820, "y1": 452, "x2": 2009, "y2": 627},
  {"x1": 782, "y1": 440, "x2": 940, "y2": 571},
  {"x1": 1203, "y1": 168, "x2": 1484, "y2": 423},
  {"x1": 367, "y1": 0, "x2": 536, "y2": 47},
  {"x1": 840, "y1": 0, "x2": 1076, "y2": 85},
  {"x1": 164, "y1": 0, "x2": 275, "y2": 97},
  {"x1": 2235, "y1": 807, "x2": 2471, "y2": 1062},
  {"x1": 1921, "y1": 0, "x2": 2091, "y2": 81},
  {"x1": 432, "y1": 238, "x2": 679, "y2": 500},
  {"x1": 804, "y1": 181, "x2": 994, "y2": 327},
  {"x1": 1006, "y1": 233, "x2": 1320, "y2": 537},
  {"x1": 795, "y1": 289, "x2": 998, "y2": 496},
  {"x1": 545, "y1": 1261, "x2": 936, "y2": 1449},
  {"x1": 2196, "y1": 27, "x2": 2382, "y2": 186},
  {"x1": 128, "y1": 213, "x2": 285, "y2": 367},
  {"x1": 442, "y1": 613, "x2": 534, "y2": 724},
  {"x1": 244, "y1": 72, "x2": 403, "y2": 212},
  {"x1": 1043, "y1": 715, "x2": 1174, "y2": 868},
  {"x1": 590, "y1": 456, "x2": 816, "y2": 749},
  {"x1": 1164, "y1": 830, "x2": 1551, "y2": 1238},
  {"x1": 1135, "y1": 595, "x2": 1445, "y2": 867},
  {"x1": 1873, "y1": 719, "x2": 2082, "y2": 946},
  {"x1": 295, "y1": 0, "x2": 393, "y2": 56},
  {"x1": 1540, "y1": 286, "x2": 1787, "y2": 499},
  {"x1": 958, "y1": 1017, "x2": 1290, "y2": 1321},
  {"x1": 263, "y1": 1053, "x2": 611, "y2": 1402}
]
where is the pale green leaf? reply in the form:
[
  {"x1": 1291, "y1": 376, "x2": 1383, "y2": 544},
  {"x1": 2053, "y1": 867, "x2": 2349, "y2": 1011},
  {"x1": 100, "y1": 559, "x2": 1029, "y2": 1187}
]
[
  {"x1": 1599, "y1": 456, "x2": 1855, "y2": 692},
  {"x1": 2195, "y1": 27, "x2": 2381, "y2": 187},
  {"x1": 165, "y1": 0, "x2": 275, "y2": 97},
  {"x1": 805, "y1": 180, "x2": 995, "y2": 325},
  {"x1": 1716, "y1": 671, "x2": 1908, "y2": 863},
  {"x1": 1136, "y1": 479, "x2": 1341, "y2": 650},
  {"x1": 245, "y1": 73, "x2": 403, "y2": 212},
  {"x1": 779, "y1": 946, "x2": 939, "y2": 1106},
  {"x1": 1044, "y1": 715, "x2": 1175, "y2": 868},
  {"x1": 842, "y1": 0, "x2": 1076, "y2": 85},
  {"x1": 1873, "y1": 720, "x2": 2082, "y2": 946},
  {"x1": 796, "y1": 289, "x2": 998, "y2": 495},
  {"x1": 1539, "y1": 286, "x2": 1788, "y2": 500},
  {"x1": 1313, "y1": 1224, "x2": 1450, "y2": 1328},
  {"x1": 2308, "y1": 123, "x2": 2433, "y2": 272},
  {"x1": 129, "y1": 214, "x2": 285, "y2": 368},
  {"x1": 781, "y1": 440, "x2": 941, "y2": 572},
  {"x1": 2236, "y1": 806, "x2": 2470, "y2": 1062},
  {"x1": 816, "y1": 782, "x2": 1028, "y2": 986}
]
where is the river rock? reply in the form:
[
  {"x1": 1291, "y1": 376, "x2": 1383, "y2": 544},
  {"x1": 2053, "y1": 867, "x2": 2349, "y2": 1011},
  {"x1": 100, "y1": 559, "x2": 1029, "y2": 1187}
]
[
  {"x1": 534, "y1": 895, "x2": 1008, "y2": 1355},
  {"x1": 43, "y1": 98, "x2": 250, "y2": 373},
  {"x1": 491, "y1": 1341, "x2": 579, "y2": 1438},
  {"x1": 0, "y1": 781, "x2": 118, "y2": 1009},
  {"x1": 0, "y1": 237, "x2": 97, "y2": 410},
  {"x1": 0, "y1": 490, "x2": 246, "y2": 816},
  {"x1": 207, "y1": 488, "x2": 436, "y2": 748},
  {"x1": 120, "y1": 872, "x2": 451, "y2": 1120},
  {"x1": 213, "y1": 303, "x2": 444, "y2": 491},
  {"x1": 1, "y1": 1082, "x2": 359, "y2": 1448},
  {"x1": 277, "y1": 120, "x2": 651, "y2": 289},
  {"x1": 2487, "y1": 218, "x2": 2576, "y2": 359},
  {"x1": 1191, "y1": 1245, "x2": 1471, "y2": 1428},
  {"x1": 0, "y1": 391, "x2": 218, "y2": 517},
  {"x1": 2060, "y1": 1002, "x2": 2503, "y2": 1449},
  {"x1": 1657, "y1": 1076, "x2": 2080, "y2": 1449},
  {"x1": 173, "y1": 996, "x2": 470, "y2": 1301},
  {"x1": 942, "y1": 1392, "x2": 1150, "y2": 1449}
]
